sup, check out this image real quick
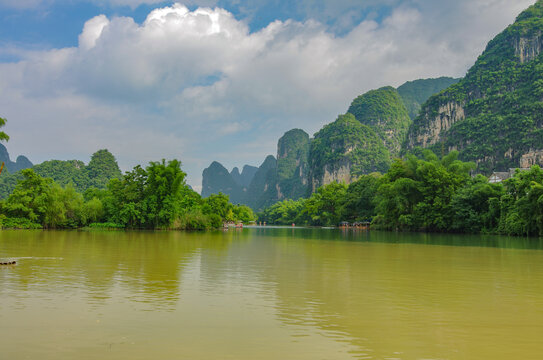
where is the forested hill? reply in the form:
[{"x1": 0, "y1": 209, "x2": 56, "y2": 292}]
[
  {"x1": 397, "y1": 77, "x2": 460, "y2": 119},
  {"x1": 202, "y1": 78, "x2": 456, "y2": 209},
  {"x1": 0, "y1": 149, "x2": 121, "y2": 199},
  {"x1": 405, "y1": 0, "x2": 543, "y2": 174}
]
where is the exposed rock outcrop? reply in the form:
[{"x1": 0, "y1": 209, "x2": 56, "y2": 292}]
[
  {"x1": 406, "y1": 100, "x2": 465, "y2": 148},
  {"x1": 308, "y1": 114, "x2": 390, "y2": 191},
  {"x1": 520, "y1": 149, "x2": 543, "y2": 168},
  {"x1": 404, "y1": 1, "x2": 543, "y2": 174},
  {"x1": 514, "y1": 33, "x2": 543, "y2": 63}
]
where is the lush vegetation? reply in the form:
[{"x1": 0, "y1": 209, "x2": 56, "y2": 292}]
[
  {"x1": 347, "y1": 86, "x2": 411, "y2": 156},
  {"x1": 309, "y1": 113, "x2": 391, "y2": 188},
  {"x1": 396, "y1": 77, "x2": 460, "y2": 119},
  {"x1": 201, "y1": 78, "x2": 463, "y2": 211},
  {"x1": 276, "y1": 129, "x2": 310, "y2": 200},
  {"x1": 0, "y1": 149, "x2": 122, "y2": 198},
  {"x1": 407, "y1": 1, "x2": 543, "y2": 174},
  {"x1": 259, "y1": 149, "x2": 543, "y2": 237},
  {"x1": 0, "y1": 159, "x2": 255, "y2": 230}
]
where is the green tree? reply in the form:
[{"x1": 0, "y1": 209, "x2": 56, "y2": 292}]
[
  {"x1": 303, "y1": 182, "x2": 347, "y2": 226},
  {"x1": 202, "y1": 193, "x2": 233, "y2": 221},
  {"x1": 498, "y1": 166, "x2": 543, "y2": 236},
  {"x1": 0, "y1": 116, "x2": 9, "y2": 143},
  {"x1": 144, "y1": 159, "x2": 187, "y2": 228},
  {"x1": 342, "y1": 173, "x2": 381, "y2": 222},
  {"x1": 450, "y1": 175, "x2": 504, "y2": 233},
  {"x1": 2, "y1": 169, "x2": 53, "y2": 225},
  {"x1": 374, "y1": 150, "x2": 474, "y2": 231}
]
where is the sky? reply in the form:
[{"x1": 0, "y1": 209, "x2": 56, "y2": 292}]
[{"x1": 0, "y1": 0, "x2": 536, "y2": 191}]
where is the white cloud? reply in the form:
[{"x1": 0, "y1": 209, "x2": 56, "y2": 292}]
[
  {"x1": 0, "y1": 1, "x2": 536, "y2": 188},
  {"x1": 79, "y1": 14, "x2": 110, "y2": 51}
]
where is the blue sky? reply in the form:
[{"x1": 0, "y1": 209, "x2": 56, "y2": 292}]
[{"x1": 0, "y1": 0, "x2": 536, "y2": 190}]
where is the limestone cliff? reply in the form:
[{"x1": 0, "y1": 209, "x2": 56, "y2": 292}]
[
  {"x1": 405, "y1": 0, "x2": 543, "y2": 174},
  {"x1": 308, "y1": 114, "x2": 390, "y2": 191}
]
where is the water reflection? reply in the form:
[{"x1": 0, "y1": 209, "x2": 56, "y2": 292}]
[{"x1": 1, "y1": 228, "x2": 543, "y2": 359}]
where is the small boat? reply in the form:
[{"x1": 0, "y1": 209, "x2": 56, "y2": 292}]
[{"x1": 0, "y1": 260, "x2": 16, "y2": 266}]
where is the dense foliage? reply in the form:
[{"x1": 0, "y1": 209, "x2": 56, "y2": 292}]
[
  {"x1": 201, "y1": 78, "x2": 462, "y2": 211},
  {"x1": 0, "y1": 160, "x2": 255, "y2": 230},
  {"x1": 260, "y1": 149, "x2": 543, "y2": 237},
  {"x1": 276, "y1": 129, "x2": 310, "y2": 200},
  {"x1": 0, "y1": 149, "x2": 122, "y2": 198},
  {"x1": 407, "y1": 1, "x2": 543, "y2": 174},
  {"x1": 347, "y1": 86, "x2": 411, "y2": 156},
  {"x1": 309, "y1": 113, "x2": 391, "y2": 188},
  {"x1": 0, "y1": 117, "x2": 9, "y2": 144},
  {"x1": 397, "y1": 77, "x2": 460, "y2": 119}
]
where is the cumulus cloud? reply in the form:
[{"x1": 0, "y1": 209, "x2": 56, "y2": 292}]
[{"x1": 0, "y1": 1, "x2": 536, "y2": 187}]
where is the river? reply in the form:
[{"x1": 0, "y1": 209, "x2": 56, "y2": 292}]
[{"x1": 1, "y1": 228, "x2": 543, "y2": 359}]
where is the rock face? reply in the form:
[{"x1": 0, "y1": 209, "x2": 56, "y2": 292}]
[
  {"x1": 406, "y1": 100, "x2": 466, "y2": 148},
  {"x1": 514, "y1": 33, "x2": 543, "y2": 63},
  {"x1": 308, "y1": 114, "x2": 390, "y2": 191},
  {"x1": 520, "y1": 149, "x2": 543, "y2": 168},
  {"x1": 405, "y1": 0, "x2": 543, "y2": 174},
  {"x1": 0, "y1": 143, "x2": 33, "y2": 173}
]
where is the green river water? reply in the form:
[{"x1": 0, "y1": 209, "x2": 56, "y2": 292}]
[{"x1": 1, "y1": 228, "x2": 543, "y2": 359}]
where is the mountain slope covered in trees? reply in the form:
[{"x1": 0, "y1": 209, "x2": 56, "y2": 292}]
[
  {"x1": 0, "y1": 149, "x2": 121, "y2": 199},
  {"x1": 397, "y1": 77, "x2": 460, "y2": 120},
  {"x1": 201, "y1": 78, "x2": 464, "y2": 209},
  {"x1": 405, "y1": 1, "x2": 543, "y2": 174}
]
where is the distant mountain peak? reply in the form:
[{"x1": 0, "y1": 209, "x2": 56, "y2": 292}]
[{"x1": 0, "y1": 143, "x2": 33, "y2": 173}]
